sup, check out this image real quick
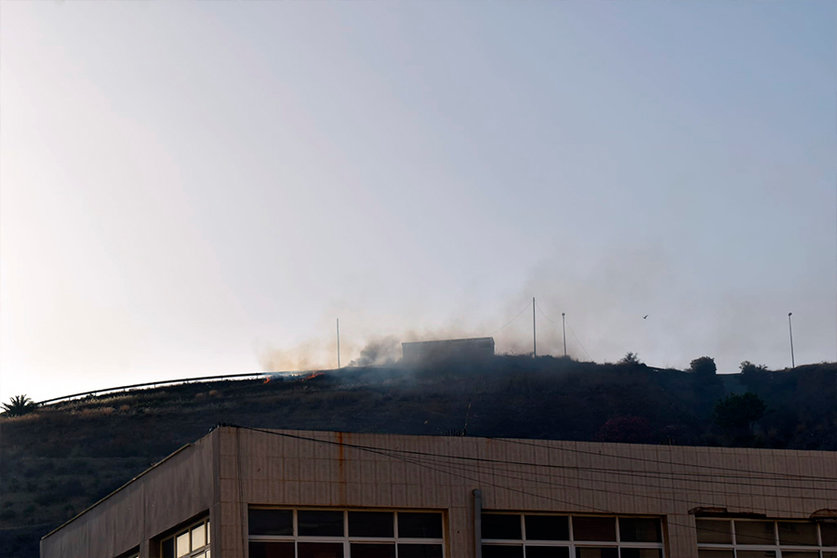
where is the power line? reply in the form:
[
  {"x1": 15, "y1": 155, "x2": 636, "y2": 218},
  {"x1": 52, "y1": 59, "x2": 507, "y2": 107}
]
[
  {"x1": 233, "y1": 426, "x2": 837, "y2": 489},
  {"x1": 491, "y1": 303, "x2": 532, "y2": 336},
  {"x1": 230, "y1": 426, "x2": 826, "y2": 543},
  {"x1": 495, "y1": 437, "x2": 837, "y2": 482}
]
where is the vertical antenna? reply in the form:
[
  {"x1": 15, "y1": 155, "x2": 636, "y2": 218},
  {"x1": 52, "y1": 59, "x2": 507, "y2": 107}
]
[
  {"x1": 788, "y1": 312, "x2": 794, "y2": 368},
  {"x1": 336, "y1": 318, "x2": 341, "y2": 369},
  {"x1": 562, "y1": 312, "x2": 567, "y2": 357},
  {"x1": 532, "y1": 297, "x2": 537, "y2": 358}
]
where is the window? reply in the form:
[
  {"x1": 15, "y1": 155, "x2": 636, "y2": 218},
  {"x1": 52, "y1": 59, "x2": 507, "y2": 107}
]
[
  {"x1": 161, "y1": 517, "x2": 211, "y2": 558},
  {"x1": 248, "y1": 508, "x2": 445, "y2": 558},
  {"x1": 695, "y1": 518, "x2": 837, "y2": 558},
  {"x1": 481, "y1": 513, "x2": 664, "y2": 558}
]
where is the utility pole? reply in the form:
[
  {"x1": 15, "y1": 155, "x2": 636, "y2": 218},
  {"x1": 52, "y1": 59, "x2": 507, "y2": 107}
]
[
  {"x1": 532, "y1": 297, "x2": 537, "y2": 358},
  {"x1": 562, "y1": 312, "x2": 567, "y2": 357},
  {"x1": 788, "y1": 312, "x2": 795, "y2": 368},
  {"x1": 336, "y1": 318, "x2": 341, "y2": 369}
]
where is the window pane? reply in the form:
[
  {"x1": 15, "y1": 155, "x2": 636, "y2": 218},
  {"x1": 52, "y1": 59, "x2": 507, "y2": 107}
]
[
  {"x1": 207, "y1": 520, "x2": 211, "y2": 544},
  {"x1": 526, "y1": 516, "x2": 569, "y2": 541},
  {"x1": 620, "y1": 551, "x2": 662, "y2": 558},
  {"x1": 736, "y1": 552, "x2": 775, "y2": 558},
  {"x1": 399, "y1": 513, "x2": 443, "y2": 539},
  {"x1": 526, "y1": 546, "x2": 570, "y2": 558},
  {"x1": 298, "y1": 542, "x2": 344, "y2": 558},
  {"x1": 482, "y1": 515, "x2": 522, "y2": 540},
  {"x1": 697, "y1": 552, "x2": 734, "y2": 558},
  {"x1": 572, "y1": 517, "x2": 616, "y2": 541},
  {"x1": 299, "y1": 511, "x2": 344, "y2": 537},
  {"x1": 248, "y1": 542, "x2": 294, "y2": 558},
  {"x1": 482, "y1": 545, "x2": 523, "y2": 558},
  {"x1": 349, "y1": 511, "x2": 394, "y2": 538},
  {"x1": 162, "y1": 538, "x2": 175, "y2": 558},
  {"x1": 350, "y1": 543, "x2": 395, "y2": 558},
  {"x1": 176, "y1": 532, "x2": 190, "y2": 557},
  {"x1": 619, "y1": 518, "x2": 661, "y2": 542},
  {"x1": 696, "y1": 520, "x2": 732, "y2": 544},
  {"x1": 397, "y1": 544, "x2": 444, "y2": 558},
  {"x1": 735, "y1": 521, "x2": 775, "y2": 545},
  {"x1": 191, "y1": 524, "x2": 206, "y2": 549},
  {"x1": 779, "y1": 522, "x2": 818, "y2": 545},
  {"x1": 575, "y1": 548, "x2": 617, "y2": 558},
  {"x1": 822, "y1": 523, "x2": 837, "y2": 546},
  {"x1": 250, "y1": 509, "x2": 294, "y2": 536}
]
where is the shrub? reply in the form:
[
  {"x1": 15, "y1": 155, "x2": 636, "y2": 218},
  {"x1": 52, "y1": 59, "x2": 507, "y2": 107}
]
[
  {"x1": 714, "y1": 392, "x2": 766, "y2": 432},
  {"x1": 689, "y1": 356, "x2": 716, "y2": 376},
  {"x1": 618, "y1": 352, "x2": 643, "y2": 366}
]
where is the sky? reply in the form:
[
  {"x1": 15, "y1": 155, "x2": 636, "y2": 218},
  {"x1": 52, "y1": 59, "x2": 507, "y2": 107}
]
[{"x1": 1, "y1": 1, "x2": 835, "y2": 403}]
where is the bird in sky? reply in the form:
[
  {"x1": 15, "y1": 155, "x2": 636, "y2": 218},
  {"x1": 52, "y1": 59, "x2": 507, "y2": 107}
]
[{"x1": 643, "y1": 315, "x2": 648, "y2": 320}]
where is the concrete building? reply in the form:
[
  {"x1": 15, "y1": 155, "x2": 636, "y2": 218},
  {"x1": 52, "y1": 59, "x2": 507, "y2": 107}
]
[
  {"x1": 401, "y1": 338, "x2": 495, "y2": 365},
  {"x1": 41, "y1": 426, "x2": 837, "y2": 558}
]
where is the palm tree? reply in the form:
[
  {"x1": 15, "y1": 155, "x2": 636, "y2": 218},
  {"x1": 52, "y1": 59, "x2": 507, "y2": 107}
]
[{"x1": 1, "y1": 394, "x2": 36, "y2": 417}]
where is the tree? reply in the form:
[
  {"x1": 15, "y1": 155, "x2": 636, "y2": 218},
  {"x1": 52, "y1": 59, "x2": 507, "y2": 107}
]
[
  {"x1": 739, "y1": 361, "x2": 769, "y2": 390},
  {"x1": 618, "y1": 352, "x2": 642, "y2": 366},
  {"x1": 714, "y1": 392, "x2": 766, "y2": 441},
  {"x1": 689, "y1": 356, "x2": 716, "y2": 376},
  {"x1": 740, "y1": 361, "x2": 768, "y2": 374},
  {"x1": 1, "y1": 394, "x2": 36, "y2": 417},
  {"x1": 596, "y1": 416, "x2": 653, "y2": 443}
]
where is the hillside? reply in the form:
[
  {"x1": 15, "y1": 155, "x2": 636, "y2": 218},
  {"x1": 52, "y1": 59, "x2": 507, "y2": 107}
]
[{"x1": 2, "y1": 357, "x2": 836, "y2": 558}]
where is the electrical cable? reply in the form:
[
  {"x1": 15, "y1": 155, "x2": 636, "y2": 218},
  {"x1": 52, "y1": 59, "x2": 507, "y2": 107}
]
[
  {"x1": 234, "y1": 426, "x2": 837, "y2": 486},
  {"x1": 231, "y1": 426, "x2": 837, "y2": 511},
  {"x1": 491, "y1": 304, "x2": 533, "y2": 336},
  {"x1": 232, "y1": 425, "x2": 806, "y2": 545}
]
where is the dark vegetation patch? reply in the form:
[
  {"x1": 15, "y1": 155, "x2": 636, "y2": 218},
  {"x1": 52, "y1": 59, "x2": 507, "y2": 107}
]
[{"x1": 1, "y1": 357, "x2": 835, "y2": 558}]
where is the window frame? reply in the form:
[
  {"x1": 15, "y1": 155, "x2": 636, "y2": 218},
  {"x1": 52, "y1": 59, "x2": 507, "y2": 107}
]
[
  {"x1": 248, "y1": 507, "x2": 446, "y2": 558},
  {"x1": 695, "y1": 517, "x2": 837, "y2": 558},
  {"x1": 161, "y1": 517, "x2": 211, "y2": 558},
  {"x1": 481, "y1": 512, "x2": 665, "y2": 558}
]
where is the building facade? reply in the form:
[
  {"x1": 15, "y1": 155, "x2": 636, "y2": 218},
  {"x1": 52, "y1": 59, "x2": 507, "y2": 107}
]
[
  {"x1": 401, "y1": 338, "x2": 495, "y2": 365},
  {"x1": 41, "y1": 426, "x2": 837, "y2": 558}
]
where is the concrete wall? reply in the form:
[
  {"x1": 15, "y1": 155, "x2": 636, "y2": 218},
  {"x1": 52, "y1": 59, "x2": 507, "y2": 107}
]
[
  {"x1": 43, "y1": 426, "x2": 837, "y2": 558},
  {"x1": 41, "y1": 432, "x2": 217, "y2": 558},
  {"x1": 219, "y1": 427, "x2": 837, "y2": 558},
  {"x1": 401, "y1": 337, "x2": 495, "y2": 364}
]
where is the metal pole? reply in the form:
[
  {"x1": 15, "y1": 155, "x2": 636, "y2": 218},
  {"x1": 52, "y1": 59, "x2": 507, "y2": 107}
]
[
  {"x1": 532, "y1": 297, "x2": 537, "y2": 358},
  {"x1": 788, "y1": 312, "x2": 794, "y2": 368},
  {"x1": 337, "y1": 318, "x2": 341, "y2": 369},
  {"x1": 562, "y1": 312, "x2": 567, "y2": 357}
]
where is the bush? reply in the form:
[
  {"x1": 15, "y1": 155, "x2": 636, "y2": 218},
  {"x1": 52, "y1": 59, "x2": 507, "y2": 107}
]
[
  {"x1": 714, "y1": 392, "x2": 766, "y2": 432},
  {"x1": 618, "y1": 352, "x2": 643, "y2": 366},
  {"x1": 689, "y1": 356, "x2": 716, "y2": 376},
  {"x1": 740, "y1": 361, "x2": 768, "y2": 374}
]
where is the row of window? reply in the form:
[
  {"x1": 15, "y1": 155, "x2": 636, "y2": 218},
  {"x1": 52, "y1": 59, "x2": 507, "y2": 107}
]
[
  {"x1": 249, "y1": 509, "x2": 445, "y2": 558},
  {"x1": 481, "y1": 513, "x2": 664, "y2": 558},
  {"x1": 161, "y1": 518, "x2": 211, "y2": 558},
  {"x1": 696, "y1": 519, "x2": 837, "y2": 558},
  {"x1": 144, "y1": 509, "x2": 837, "y2": 558}
]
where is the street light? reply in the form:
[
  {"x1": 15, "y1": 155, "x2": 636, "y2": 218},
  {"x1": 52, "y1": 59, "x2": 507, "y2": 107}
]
[{"x1": 788, "y1": 312, "x2": 795, "y2": 369}]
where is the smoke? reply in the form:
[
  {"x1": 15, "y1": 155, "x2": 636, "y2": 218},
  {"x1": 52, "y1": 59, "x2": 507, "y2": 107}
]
[
  {"x1": 255, "y1": 242, "x2": 835, "y2": 375},
  {"x1": 258, "y1": 338, "x2": 336, "y2": 372},
  {"x1": 349, "y1": 336, "x2": 401, "y2": 367}
]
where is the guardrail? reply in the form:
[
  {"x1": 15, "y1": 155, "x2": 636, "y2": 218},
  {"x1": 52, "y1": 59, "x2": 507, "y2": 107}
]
[{"x1": 35, "y1": 371, "x2": 274, "y2": 406}]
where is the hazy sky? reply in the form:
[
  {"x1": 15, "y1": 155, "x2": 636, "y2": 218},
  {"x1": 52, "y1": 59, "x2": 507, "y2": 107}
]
[{"x1": 1, "y1": 1, "x2": 835, "y2": 402}]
